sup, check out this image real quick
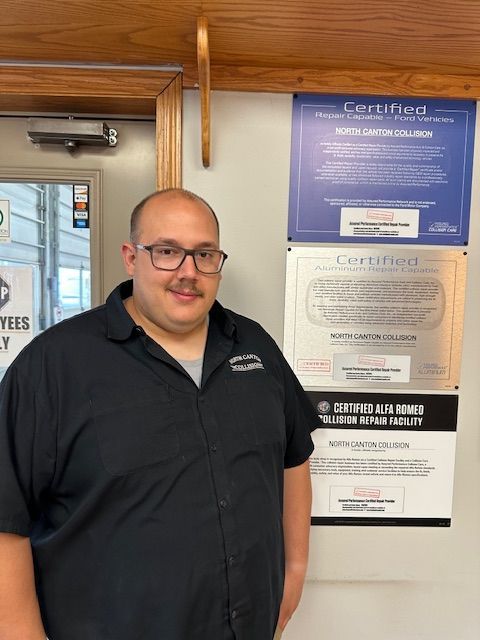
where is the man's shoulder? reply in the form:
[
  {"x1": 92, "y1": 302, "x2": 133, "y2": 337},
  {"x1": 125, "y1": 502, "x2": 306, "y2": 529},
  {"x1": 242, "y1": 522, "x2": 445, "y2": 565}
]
[
  {"x1": 9, "y1": 305, "x2": 107, "y2": 369},
  {"x1": 223, "y1": 306, "x2": 263, "y2": 330},
  {"x1": 218, "y1": 304, "x2": 267, "y2": 336},
  {"x1": 39, "y1": 304, "x2": 107, "y2": 342},
  {"x1": 218, "y1": 304, "x2": 281, "y2": 353}
]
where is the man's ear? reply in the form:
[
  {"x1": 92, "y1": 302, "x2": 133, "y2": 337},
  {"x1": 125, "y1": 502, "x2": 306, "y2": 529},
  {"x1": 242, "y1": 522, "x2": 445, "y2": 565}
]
[{"x1": 121, "y1": 242, "x2": 136, "y2": 276}]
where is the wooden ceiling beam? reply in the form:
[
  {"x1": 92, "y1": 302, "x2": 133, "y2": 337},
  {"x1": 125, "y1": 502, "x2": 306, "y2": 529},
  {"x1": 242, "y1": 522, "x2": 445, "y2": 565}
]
[{"x1": 183, "y1": 64, "x2": 480, "y2": 99}]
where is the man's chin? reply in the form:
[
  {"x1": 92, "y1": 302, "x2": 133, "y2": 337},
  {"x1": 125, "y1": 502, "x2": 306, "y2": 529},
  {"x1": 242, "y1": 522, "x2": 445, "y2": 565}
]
[{"x1": 164, "y1": 314, "x2": 209, "y2": 335}]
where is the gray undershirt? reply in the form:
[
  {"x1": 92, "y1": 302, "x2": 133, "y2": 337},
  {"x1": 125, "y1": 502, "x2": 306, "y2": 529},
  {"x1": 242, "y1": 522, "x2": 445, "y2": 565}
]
[
  {"x1": 176, "y1": 356, "x2": 204, "y2": 388},
  {"x1": 174, "y1": 316, "x2": 208, "y2": 387}
]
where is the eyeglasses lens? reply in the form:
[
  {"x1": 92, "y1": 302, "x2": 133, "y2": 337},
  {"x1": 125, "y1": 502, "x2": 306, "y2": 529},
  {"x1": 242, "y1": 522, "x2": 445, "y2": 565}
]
[{"x1": 151, "y1": 246, "x2": 223, "y2": 273}]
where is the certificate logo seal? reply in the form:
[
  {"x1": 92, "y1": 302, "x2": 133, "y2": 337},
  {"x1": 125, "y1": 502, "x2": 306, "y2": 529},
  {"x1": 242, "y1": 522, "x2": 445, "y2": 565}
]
[{"x1": 316, "y1": 400, "x2": 331, "y2": 414}]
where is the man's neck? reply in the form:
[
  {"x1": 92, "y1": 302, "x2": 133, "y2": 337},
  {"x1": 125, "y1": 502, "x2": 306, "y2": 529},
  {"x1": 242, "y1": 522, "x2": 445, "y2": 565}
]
[
  {"x1": 154, "y1": 324, "x2": 208, "y2": 361},
  {"x1": 123, "y1": 297, "x2": 208, "y2": 361}
]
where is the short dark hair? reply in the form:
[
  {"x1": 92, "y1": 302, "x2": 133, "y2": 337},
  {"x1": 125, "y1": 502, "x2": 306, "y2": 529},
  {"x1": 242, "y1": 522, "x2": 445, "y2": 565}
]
[{"x1": 129, "y1": 188, "x2": 219, "y2": 242}]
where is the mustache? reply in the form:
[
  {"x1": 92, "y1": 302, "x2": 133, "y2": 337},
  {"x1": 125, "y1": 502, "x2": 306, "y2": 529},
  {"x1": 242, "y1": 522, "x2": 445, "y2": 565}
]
[{"x1": 168, "y1": 280, "x2": 203, "y2": 296}]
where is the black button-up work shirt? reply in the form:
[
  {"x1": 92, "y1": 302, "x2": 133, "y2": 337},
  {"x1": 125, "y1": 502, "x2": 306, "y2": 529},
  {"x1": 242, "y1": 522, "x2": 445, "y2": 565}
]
[{"x1": 0, "y1": 281, "x2": 317, "y2": 640}]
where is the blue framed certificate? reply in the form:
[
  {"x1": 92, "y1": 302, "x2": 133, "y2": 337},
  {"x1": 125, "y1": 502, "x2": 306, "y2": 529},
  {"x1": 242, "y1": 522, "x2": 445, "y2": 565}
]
[{"x1": 288, "y1": 94, "x2": 476, "y2": 245}]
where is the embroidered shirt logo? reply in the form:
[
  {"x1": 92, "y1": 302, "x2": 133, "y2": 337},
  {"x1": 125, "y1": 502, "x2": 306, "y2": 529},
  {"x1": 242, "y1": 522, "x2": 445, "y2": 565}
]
[{"x1": 229, "y1": 353, "x2": 265, "y2": 372}]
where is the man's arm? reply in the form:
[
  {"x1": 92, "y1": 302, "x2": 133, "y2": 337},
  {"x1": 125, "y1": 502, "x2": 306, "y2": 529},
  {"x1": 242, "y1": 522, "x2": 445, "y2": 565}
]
[
  {"x1": 277, "y1": 459, "x2": 312, "y2": 632},
  {"x1": 0, "y1": 533, "x2": 46, "y2": 640}
]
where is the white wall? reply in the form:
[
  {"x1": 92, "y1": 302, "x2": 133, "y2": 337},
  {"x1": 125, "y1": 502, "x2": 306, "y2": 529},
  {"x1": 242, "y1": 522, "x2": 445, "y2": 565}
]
[
  {"x1": 183, "y1": 91, "x2": 292, "y2": 344},
  {"x1": 183, "y1": 90, "x2": 480, "y2": 640}
]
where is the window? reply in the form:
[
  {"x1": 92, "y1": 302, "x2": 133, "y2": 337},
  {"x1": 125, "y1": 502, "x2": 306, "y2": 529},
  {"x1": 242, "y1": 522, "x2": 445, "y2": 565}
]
[{"x1": 0, "y1": 182, "x2": 91, "y2": 378}]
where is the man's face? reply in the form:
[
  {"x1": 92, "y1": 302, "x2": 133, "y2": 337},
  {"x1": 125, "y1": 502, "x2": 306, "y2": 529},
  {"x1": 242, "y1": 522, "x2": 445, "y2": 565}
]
[{"x1": 122, "y1": 194, "x2": 222, "y2": 336}]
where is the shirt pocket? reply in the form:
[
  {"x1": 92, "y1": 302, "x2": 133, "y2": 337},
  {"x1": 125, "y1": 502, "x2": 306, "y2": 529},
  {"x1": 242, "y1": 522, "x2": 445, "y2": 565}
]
[
  {"x1": 92, "y1": 392, "x2": 179, "y2": 476},
  {"x1": 225, "y1": 373, "x2": 286, "y2": 446}
]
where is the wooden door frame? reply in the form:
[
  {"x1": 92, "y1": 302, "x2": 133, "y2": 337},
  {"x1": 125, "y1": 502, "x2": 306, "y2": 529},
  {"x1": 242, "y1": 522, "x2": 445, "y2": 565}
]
[{"x1": 0, "y1": 65, "x2": 183, "y2": 190}]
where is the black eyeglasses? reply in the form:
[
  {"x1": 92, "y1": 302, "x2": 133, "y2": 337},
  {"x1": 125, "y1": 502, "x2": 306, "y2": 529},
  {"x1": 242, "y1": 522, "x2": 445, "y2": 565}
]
[{"x1": 135, "y1": 244, "x2": 228, "y2": 274}]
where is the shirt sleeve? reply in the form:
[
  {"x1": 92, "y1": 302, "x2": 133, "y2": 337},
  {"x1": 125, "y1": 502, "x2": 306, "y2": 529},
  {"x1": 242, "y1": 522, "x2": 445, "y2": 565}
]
[
  {"x1": 282, "y1": 359, "x2": 320, "y2": 468},
  {"x1": 0, "y1": 354, "x2": 57, "y2": 537},
  {"x1": 257, "y1": 327, "x2": 320, "y2": 468}
]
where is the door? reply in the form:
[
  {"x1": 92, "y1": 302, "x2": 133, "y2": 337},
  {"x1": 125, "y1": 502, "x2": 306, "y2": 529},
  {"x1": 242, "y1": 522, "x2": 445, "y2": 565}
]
[{"x1": 0, "y1": 116, "x2": 157, "y2": 377}]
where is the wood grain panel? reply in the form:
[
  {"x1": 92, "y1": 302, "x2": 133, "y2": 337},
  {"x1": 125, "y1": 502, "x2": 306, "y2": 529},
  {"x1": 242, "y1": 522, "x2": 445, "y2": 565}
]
[
  {"x1": 0, "y1": 0, "x2": 199, "y2": 23},
  {"x1": 183, "y1": 64, "x2": 480, "y2": 99},
  {"x1": 204, "y1": 0, "x2": 480, "y2": 72},
  {"x1": 156, "y1": 74, "x2": 182, "y2": 189},
  {"x1": 1, "y1": 0, "x2": 480, "y2": 75},
  {"x1": 0, "y1": 65, "x2": 178, "y2": 114},
  {"x1": 0, "y1": 0, "x2": 200, "y2": 65},
  {"x1": 2, "y1": 1, "x2": 480, "y2": 100},
  {"x1": 0, "y1": 95, "x2": 158, "y2": 115},
  {"x1": 197, "y1": 17, "x2": 211, "y2": 167},
  {"x1": 0, "y1": 66, "x2": 178, "y2": 97}
]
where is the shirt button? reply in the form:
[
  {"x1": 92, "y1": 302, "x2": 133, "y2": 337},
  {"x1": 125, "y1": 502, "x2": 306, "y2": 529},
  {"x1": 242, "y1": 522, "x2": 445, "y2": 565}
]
[
  {"x1": 231, "y1": 609, "x2": 238, "y2": 620},
  {"x1": 228, "y1": 555, "x2": 236, "y2": 566},
  {"x1": 219, "y1": 499, "x2": 228, "y2": 509},
  {"x1": 210, "y1": 443, "x2": 217, "y2": 452}
]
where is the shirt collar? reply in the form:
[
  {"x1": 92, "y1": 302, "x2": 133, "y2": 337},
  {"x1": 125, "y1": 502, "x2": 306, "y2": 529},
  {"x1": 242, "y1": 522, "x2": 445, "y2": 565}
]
[
  {"x1": 105, "y1": 280, "x2": 137, "y2": 341},
  {"x1": 209, "y1": 300, "x2": 238, "y2": 342},
  {"x1": 106, "y1": 280, "x2": 238, "y2": 343}
]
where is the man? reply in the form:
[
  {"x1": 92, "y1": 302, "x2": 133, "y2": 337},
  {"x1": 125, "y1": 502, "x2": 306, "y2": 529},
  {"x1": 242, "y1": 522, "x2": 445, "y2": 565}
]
[{"x1": 0, "y1": 189, "x2": 318, "y2": 639}]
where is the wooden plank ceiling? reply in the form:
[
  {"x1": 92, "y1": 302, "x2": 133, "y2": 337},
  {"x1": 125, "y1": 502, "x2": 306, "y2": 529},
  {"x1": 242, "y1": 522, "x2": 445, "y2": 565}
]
[{"x1": 1, "y1": 0, "x2": 480, "y2": 114}]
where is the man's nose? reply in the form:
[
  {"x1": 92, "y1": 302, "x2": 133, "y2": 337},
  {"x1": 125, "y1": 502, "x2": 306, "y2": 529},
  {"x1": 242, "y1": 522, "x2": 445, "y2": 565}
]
[{"x1": 176, "y1": 253, "x2": 198, "y2": 278}]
